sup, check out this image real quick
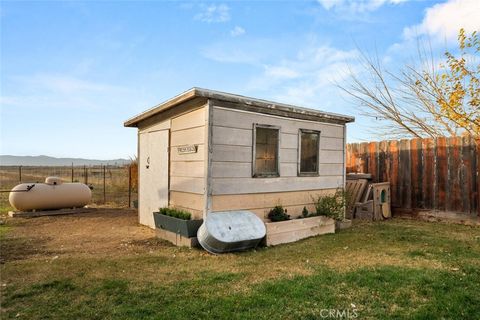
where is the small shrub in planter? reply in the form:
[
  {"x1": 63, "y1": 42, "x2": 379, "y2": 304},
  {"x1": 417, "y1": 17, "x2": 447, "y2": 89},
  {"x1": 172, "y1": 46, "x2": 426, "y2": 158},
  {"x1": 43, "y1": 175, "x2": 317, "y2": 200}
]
[
  {"x1": 301, "y1": 206, "x2": 309, "y2": 218},
  {"x1": 158, "y1": 207, "x2": 191, "y2": 220},
  {"x1": 267, "y1": 205, "x2": 290, "y2": 222},
  {"x1": 313, "y1": 189, "x2": 347, "y2": 221},
  {"x1": 153, "y1": 207, "x2": 202, "y2": 238}
]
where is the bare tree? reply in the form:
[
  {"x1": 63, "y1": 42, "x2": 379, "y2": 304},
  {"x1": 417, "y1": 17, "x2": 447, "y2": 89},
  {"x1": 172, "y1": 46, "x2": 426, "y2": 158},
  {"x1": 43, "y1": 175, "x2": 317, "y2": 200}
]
[{"x1": 338, "y1": 29, "x2": 479, "y2": 139}]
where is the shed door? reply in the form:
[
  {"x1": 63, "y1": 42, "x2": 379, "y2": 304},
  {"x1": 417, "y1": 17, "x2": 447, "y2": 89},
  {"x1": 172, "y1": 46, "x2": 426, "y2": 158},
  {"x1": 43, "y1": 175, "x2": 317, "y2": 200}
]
[{"x1": 139, "y1": 130, "x2": 169, "y2": 228}]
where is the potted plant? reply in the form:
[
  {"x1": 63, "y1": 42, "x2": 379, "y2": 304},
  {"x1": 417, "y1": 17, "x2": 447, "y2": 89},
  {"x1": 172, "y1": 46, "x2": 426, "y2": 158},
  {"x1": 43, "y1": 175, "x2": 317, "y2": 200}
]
[{"x1": 153, "y1": 207, "x2": 203, "y2": 238}]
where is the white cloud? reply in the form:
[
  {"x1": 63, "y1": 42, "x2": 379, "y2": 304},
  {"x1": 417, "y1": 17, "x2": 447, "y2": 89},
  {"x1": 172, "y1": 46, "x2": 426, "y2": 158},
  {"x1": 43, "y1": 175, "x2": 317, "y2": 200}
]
[
  {"x1": 247, "y1": 45, "x2": 360, "y2": 106},
  {"x1": 1, "y1": 73, "x2": 128, "y2": 110},
  {"x1": 264, "y1": 66, "x2": 299, "y2": 80},
  {"x1": 318, "y1": 0, "x2": 342, "y2": 10},
  {"x1": 201, "y1": 38, "x2": 281, "y2": 64},
  {"x1": 202, "y1": 45, "x2": 260, "y2": 64},
  {"x1": 14, "y1": 74, "x2": 121, "y2": 94},
  {"x1": 318, "y1": 0, "x2": 408, "y2": 13},
  {"x1": 385, "y1": 0, "x2": 480, "y2": 63},
  {"x1": 403, "y1": 0, "x2": 480, "y2": 42},
  {"x1": 201, "y1": 37, "x2": 365, "y2": 137},
  {"x1": 202, "y1": 34, "x2": 360, "y2": 108},
  {"x1": 0, "y1": 72, "x2": 154, "y2": 159},
  {"x1": 195, "y1": 4, "x2": 230, "y2": 23},
  {"x1": 230, "y1": 26, "x2": 245, "y2": 37}
]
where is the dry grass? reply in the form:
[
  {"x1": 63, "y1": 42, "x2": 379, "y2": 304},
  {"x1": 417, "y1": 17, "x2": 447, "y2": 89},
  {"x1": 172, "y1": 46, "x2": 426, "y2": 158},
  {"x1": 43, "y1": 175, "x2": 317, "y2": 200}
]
[{"x1": 1, "y1": 210, "x2": 479, "y2": 319}]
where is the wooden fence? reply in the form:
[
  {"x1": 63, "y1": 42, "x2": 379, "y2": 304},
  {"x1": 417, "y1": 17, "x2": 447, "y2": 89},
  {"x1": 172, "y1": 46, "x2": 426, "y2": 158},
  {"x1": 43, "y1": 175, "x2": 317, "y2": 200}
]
[{"x1": 346, "y1": 136, "x2": 479, "y2": 216}]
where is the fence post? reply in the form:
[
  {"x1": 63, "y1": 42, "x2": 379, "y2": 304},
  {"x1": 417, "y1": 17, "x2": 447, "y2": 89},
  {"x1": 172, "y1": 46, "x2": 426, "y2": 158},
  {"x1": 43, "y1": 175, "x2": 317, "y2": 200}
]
[
  {"x1": 71, "y1": 163, "x2": 74, "y2": 182},
  {"x1": 103, "y1": 165, "x2": 106, "y2": 204},
  {"x1": 19, "y1": 166, "x2": 22, "y2": 182},
  {"x1": 128, "y1": 165, "x2": 132, "y2": 208}
]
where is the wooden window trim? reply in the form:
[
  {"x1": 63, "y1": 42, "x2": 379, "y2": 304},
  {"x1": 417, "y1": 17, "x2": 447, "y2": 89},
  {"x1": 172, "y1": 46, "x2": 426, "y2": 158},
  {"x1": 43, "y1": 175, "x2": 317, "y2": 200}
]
[
  {"x1": 298, "y1": 129, "x2": 320, "y2": 177},
  {"x1": 252, "y1": 123, "x2": 281, "y2": 178}
]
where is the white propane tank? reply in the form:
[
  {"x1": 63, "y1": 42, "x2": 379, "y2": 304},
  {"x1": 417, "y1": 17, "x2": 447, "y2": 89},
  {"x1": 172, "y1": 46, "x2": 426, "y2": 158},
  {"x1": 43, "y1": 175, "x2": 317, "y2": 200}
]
[{"x1": 9, "y1": 176, "x2": 92, "y2": 211}]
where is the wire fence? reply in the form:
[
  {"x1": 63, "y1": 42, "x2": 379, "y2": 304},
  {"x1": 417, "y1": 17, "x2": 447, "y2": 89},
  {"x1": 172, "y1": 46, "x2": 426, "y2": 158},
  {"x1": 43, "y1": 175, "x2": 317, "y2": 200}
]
[{"x1": 0, "y1": 165, "x2": 138, "y2": 211}]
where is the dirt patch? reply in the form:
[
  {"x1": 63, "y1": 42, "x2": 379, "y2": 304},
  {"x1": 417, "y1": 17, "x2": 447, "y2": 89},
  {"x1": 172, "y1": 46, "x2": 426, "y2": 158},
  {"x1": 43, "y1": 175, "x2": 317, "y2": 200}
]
[
  {"x1": 1, "y1": 208, "x2": 159, "y2": 261},
  {"x1": 0, "y1": 236, "x2": 53, "y2": 264}
]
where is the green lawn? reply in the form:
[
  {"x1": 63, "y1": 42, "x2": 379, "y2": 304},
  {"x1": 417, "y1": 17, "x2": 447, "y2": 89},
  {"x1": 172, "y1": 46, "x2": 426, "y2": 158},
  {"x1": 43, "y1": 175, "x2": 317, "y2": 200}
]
[{"x1": 1, "y1": 218, "x2": 479, "y2": 319}]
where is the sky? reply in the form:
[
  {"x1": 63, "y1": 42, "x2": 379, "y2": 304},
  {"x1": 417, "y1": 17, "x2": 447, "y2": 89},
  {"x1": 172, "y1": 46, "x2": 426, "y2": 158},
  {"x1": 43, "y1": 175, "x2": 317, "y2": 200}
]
[{"x1": 1, "y1": 0, "x2": 479, "y2": 159}]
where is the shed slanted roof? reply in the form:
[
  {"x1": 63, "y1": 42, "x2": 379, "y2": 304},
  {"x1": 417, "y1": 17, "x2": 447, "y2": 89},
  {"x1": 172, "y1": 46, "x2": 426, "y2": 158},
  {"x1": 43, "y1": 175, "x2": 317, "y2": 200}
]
[{"x1": 124, "y1": 87, "x2": 354, "y2": 127}]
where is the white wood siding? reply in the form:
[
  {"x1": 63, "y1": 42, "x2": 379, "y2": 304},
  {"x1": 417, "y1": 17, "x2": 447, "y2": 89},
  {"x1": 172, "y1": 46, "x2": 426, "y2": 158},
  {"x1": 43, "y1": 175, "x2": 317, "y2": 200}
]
[
  {"x1": 211, "y1": 189, "x2": 337, "y2": 220},
  {"x1": 212, "y1": 145, "x2": 251, "y2": 162},
  {"x1": 212, "y1": 106, "x2": 344, "y2": 136},
  {"x1": 210, "y1": 106, "x2": 345, "y2": 195},
  {"x1": 212, "y1": 126, "x2": 251, "y2": 146},
  {"x1": 169, "y1": 107, "x2": 206, "y2": 195},
  {"x1": 211, "y1": 176, "x2": 343, "y2": 195},
  {"x1": 170, "y1": 191, "x2": 204, "y2": 219},
  {"x1": 320, "y1": 136, "x2": 344, "y2": 150},
  {"x1": 170, "y1": 126, "x2": 205, "y2": 147},
  {"x1": 139, "y1": 119, "x2": 170, "y2": 134},
  {"x1": 170, "y1": 161, "x2": 204, "y2": 178}
]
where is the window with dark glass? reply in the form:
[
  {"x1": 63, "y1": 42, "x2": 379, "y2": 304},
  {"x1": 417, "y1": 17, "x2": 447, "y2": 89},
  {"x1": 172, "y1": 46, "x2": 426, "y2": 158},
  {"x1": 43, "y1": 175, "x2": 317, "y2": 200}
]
[
  {"x1": 253, "y1": 125, "x2": 279, "y2": 177},
  {"x1": 299, "y1": 130, "x2": 319, "y2": 175}
]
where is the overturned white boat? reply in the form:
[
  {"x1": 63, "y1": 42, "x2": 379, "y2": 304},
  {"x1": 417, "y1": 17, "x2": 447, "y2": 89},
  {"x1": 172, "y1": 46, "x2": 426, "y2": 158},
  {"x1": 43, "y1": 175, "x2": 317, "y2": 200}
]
[{"x1": 197, "y1": 211, "x2": 266, "y2": 254}]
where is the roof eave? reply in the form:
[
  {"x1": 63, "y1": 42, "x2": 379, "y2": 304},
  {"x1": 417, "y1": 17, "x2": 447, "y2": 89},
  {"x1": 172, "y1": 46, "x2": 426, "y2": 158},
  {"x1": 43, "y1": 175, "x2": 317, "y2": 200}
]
[
  {"x1": 124, "y1": 87, "x2": 355, "y2": 127},
  {"x1": 123, "y1": 88, "x2": 198, "y2": 127}
]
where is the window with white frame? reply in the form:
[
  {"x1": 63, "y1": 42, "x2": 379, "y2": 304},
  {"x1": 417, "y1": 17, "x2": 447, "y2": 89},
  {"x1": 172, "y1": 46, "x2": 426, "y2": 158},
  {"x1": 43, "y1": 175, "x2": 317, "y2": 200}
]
[
  {"x1": 253, "y1": 124, "x2": 280, "y2": 177},
  {"x1": 298, "y1": 129, "x2": 320, "y2": 175}
]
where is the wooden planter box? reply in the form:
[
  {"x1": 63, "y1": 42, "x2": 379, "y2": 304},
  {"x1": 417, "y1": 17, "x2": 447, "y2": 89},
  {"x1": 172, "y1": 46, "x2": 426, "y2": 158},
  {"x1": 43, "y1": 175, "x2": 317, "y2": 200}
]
[
  {"x1": 153, "y1": 212, "x2": 203, "y2": 238},
  {"x1": 265, "y1": 215, "x2": 335, "y2": 246}
]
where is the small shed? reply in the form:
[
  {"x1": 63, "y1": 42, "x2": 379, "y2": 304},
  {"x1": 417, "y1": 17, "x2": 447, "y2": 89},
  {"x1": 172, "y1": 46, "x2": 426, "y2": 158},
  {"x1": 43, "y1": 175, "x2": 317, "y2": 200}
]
[{"x1": 124, "y1": 88, "x2": 354, "y2": 244}]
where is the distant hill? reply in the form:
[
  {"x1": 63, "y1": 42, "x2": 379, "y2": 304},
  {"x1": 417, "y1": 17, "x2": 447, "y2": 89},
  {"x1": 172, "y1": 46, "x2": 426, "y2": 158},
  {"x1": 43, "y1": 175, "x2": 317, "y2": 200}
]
[{"x1": 0, "y1": 155, "x2": 130, "y2": 166}]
